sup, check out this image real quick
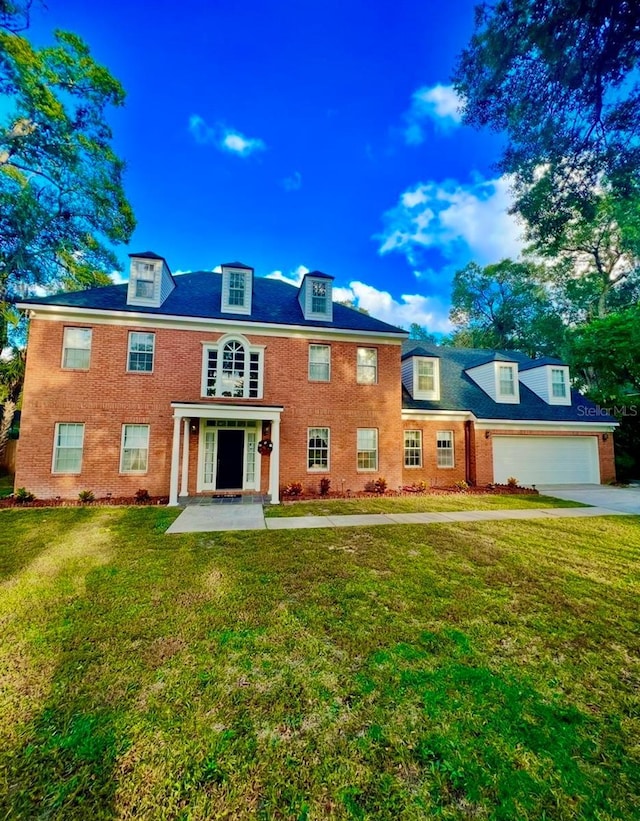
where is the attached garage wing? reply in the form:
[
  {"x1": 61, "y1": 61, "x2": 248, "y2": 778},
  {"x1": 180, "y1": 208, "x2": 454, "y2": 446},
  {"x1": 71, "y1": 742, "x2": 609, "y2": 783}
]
[{"x1": 492, "y1": 435, "x2": 600, "y2": 486}]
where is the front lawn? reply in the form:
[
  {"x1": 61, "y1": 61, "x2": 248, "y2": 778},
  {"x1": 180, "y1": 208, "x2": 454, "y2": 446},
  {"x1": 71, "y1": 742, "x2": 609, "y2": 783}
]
[
  {"x1": 0, "y1": 507, "x2": 638, "y2": 820},
  {"x1": 266, "y1": 492, "x2": 585, "y2": 517}
]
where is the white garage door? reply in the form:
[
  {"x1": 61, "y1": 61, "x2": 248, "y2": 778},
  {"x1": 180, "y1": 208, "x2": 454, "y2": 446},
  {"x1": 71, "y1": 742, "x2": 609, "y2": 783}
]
[{"x1": 492, "y1": 435, "x2": 600, "y2": 485}]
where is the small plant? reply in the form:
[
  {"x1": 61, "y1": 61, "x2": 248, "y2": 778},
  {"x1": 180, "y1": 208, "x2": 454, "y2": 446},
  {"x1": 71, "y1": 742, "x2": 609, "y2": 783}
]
[
  {"x1": 283, "y1": 482, "x2": 303, "y2": 497},
  {"x1": 319, "y1": 477, "x2": 331, "y2": 496},
  {"x1": 507, "y1": 476, "x2": 519, "y2": 488},
  {"x1": 78, "y1": 489, "x2": 95, "y2": 503},
  {"x1": 364, "y1": 480, "x2": 377, "y2": 493},
  {"x1": 135, "y1": 488, "x2": 151, "y2": 503},
  {"x1": 14, "y1": 487, "x2": 35, "y2": 503},
  {"x1": 454, "y1": 480, "x2": 469, "y2": 492},
  {"x1": 374, "y1": 477, "x2": 387, "y2": 494}
]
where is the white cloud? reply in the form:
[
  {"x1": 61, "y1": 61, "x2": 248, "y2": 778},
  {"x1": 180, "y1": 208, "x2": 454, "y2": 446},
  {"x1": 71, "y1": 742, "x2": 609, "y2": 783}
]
[
  {"x1": 110, "y1": 270, "x2": 128, "y2": 285},
  {"x1": 188, "y1": 115, "x2": 266, "y2": 157},
  {"x1": 404, "y1": 83, "x2": 463, "y2": 144},
  {"x1": 281, "y1": 171, "x2": 302, "y2": 192},
  {"x1": 334, "y1": 281, "x2": 451, "y2": 333},
  {"x1": 266, "y1": 264, "x2": 309, "y2": 287},
  {"x1": 378, "y1": 174, "x2": 524, "y2": 271}
]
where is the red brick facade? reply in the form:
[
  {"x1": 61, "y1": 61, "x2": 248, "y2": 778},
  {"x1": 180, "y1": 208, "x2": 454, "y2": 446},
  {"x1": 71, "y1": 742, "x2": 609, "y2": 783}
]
[{"x1": 15, "y1": 315, "x2": 617, "y2": 500}]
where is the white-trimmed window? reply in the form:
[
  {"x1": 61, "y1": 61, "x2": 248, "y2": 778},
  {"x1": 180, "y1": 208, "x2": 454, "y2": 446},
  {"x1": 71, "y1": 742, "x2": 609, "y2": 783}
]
[
  {"x1": 135, "y1": 262, "x2": 156, "y2": 299},
  {"x1": 62, "y1": 328, "x2": 92, "y2": 370},
  {"x1": 357, "y1": 428, "x2": 378, "y2": 471},
  {"x1": 404, "y1": 430, "x2": 422, "y2": 468},
  {"x1": 498, "y1": 365, "x2": 516, "y2": 397},
  {"x1": 228, "y1": 271, "x2": 246, "y2": 307},
  {"x1": 120, "y1": 424, "x2": 150, "y2": 473},
  {"x1": 127, "y1": 332, "x2": 155, "y2": 372},
  {"x1": 412, "y1": 356, "x2": 440, "y2": 400},
  {"x1": 203, "y1": 335, "x2": 263, "y2": 399},
  {"x1": 357, "y1": 347, "x2": 378, "y2": 384},
  {"x1": 308, "y1": 427, "x2": 330, "y2": 471},
  {"x1": 436, "y1": 430, "x2": 454, "y2": 468},
  {"x1": 221, "y1": 266, "x2": 252, "y2": 314},
  {"x1": 311, "y1": 280, "x2": 328, "y2": 314},
  {"x1": 309, "y1": 344, "x2": 330, "y2": 381},
  {"x1": 52, "y1": 423, "x2": 84, "y2": 474},
  {"x1": 551, "y1": 368, "x2": 567, "y2": 398}
]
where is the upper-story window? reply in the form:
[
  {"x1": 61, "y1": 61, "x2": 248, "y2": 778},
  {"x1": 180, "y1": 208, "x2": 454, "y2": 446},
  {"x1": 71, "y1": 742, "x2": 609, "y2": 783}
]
[
  {"x1": 299, "y1": 272, "x2": 333, "y2": 321},
  {"x1": 357, "y1": 347, "x2": 378, "y2": 384},
  {"x1": 134, "y1": 262, "x2": 156, "y2": 299},
  {"x1": 551, "y1": 368, "x2": 567, "y2": 398},
  {"x1": 127, "y1": 332, "x2": 155, "y2": 372},
  {"x1": 498, "y1": 365, "x2": 516, "y2": 397},
  {"x1": 202, "y1": 335, "x2": 264, "y2": 399},
  {"x1": 311, "y1": 281, "x2": 327, "y2": 314},
  {"x1": 309, "y1": 344, "x2": 330, "y2": 381},
  {"x1": 62, "y1": 327, "x2": 92, "y2": 370},
  {"x1": 221, "y1": 265, "x2": 253, "y2": 314}
]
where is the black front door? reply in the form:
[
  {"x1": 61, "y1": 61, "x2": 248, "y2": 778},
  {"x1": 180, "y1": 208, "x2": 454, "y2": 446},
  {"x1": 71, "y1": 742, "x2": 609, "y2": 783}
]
[{"x1": 216, "y1": 429, "x2": 244, "y2": 489}]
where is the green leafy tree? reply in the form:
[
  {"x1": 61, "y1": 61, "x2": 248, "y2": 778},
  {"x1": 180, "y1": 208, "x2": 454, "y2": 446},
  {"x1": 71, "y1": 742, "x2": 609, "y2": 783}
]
[
  {"x1": 454, "y1": 1, "x2": 640, "y2": 241},
  {"x1": 449, "y1": 259, "x2": 565, "y2": 356},
  {"x1": 0, "y1": 343, "x2": 24, "y2": 461},
  {"x1": 408, "y1": 323, "x2": 437, "y2": 343},
  {"x1": 0, "y1": 5, "x2": 135, "y2": 348}
]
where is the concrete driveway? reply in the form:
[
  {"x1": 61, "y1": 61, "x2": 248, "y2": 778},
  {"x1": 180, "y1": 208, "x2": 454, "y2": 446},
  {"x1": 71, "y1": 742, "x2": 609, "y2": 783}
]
[{"x1": 539, "y1": 484, "x2": 640, "y2": 515}]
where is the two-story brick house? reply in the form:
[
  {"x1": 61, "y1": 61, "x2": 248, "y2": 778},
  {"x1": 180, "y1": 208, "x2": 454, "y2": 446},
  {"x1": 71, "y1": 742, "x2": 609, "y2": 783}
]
[{"x1": 15, "y1": 251, "x2": 617, "y2": 502}]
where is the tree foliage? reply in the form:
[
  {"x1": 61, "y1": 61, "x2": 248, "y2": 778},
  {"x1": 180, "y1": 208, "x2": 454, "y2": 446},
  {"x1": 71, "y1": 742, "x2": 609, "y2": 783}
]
[
  {"x1": 0, "y1": 5, "x2": 135, "y2": 346},
  {"x1": 449, "y1": 259, "x2": 565, "y2": 356},
  {"x1": 454, "y1": 1, "x2": 640, "y2": 241}
]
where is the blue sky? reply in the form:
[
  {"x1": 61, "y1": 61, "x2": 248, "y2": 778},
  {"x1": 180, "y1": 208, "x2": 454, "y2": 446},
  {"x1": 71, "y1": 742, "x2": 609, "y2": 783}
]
[{"x1": 28, "y1": 0, "x2": 523, "y2": 332}]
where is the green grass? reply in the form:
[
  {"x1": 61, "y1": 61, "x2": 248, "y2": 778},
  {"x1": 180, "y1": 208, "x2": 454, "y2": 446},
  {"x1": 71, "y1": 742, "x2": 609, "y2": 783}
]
[
  {"x1": 1, "y1": 507, "x2": 638, "y2": 819},
  {"x1": 266, "y1": 492, "x2": 586, "y2": 517},
  {"x1": 0, "y1": 472, "x2": 14, "y2": 498}
]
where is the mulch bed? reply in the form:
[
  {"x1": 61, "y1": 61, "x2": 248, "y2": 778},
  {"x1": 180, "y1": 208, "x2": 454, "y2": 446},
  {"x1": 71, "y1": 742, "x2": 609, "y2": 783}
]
[
  {"x1": 0, "y1": 496, "x2": 169, "y2": 509},
  {"x1": 280, "y1": 484, "x2": 537, "y2": 503}
]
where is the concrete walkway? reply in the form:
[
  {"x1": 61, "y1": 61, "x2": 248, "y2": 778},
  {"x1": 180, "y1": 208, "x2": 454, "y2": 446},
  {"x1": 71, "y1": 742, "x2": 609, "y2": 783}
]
[{"x1": 166, "y1": 502, "x2": 631, "y2": 534}]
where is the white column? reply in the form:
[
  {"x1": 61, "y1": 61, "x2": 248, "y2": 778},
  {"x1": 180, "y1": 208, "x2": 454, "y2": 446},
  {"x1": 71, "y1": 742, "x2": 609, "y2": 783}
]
[
  {"x1": 168, "y1": 414, "x2": 182, "y2": 506},
  {"x1": 180, "y1": 418, "x2": 190, "y2": 497},
  {"x1": 268, "y1": 416, "x2": 280, "y2": 504}
]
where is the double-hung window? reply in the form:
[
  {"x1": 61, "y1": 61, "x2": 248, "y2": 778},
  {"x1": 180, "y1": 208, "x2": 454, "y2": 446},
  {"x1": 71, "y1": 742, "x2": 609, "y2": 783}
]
[
  {"x1": 127, "y1": 332, "x2": 155, "y2": 372},
  {"x1": 498, "y1": 365, "x2": 515, "y2": 396},
  {"x1": 357, "y1": 428, "x2": 378, "y2": 471},
  {"x1": 62, "y1": 328, "x2": 92, "y2": 370},
  {"x1": 357, "y1": 347, "x2": 377, "y2": 384},
  {"x1": 404, "y1": 430, "x2": 422, "y2": 468},
  {"x1": 135, "y1": 262, "x2": 155, "y2": 299},
  {"x1": 52, "y1": 423, "x2": 84, "y2": 473},
  {"x1": 551, "y1": 368, "x2": 567, "y2": 398},
  {"x1": 436, "y1": 431, "x2": 454, "y2": 468},
  {"x1": 309, "y1": 344, "x2": 330, "y2": 381},
  {"x1": 120, "y1": 424, "x2": 150, "y2": 473},
  {"x1": 308, "y1": 427, "x2": 330, "y2": 471},
  {"x1": 417, "y1": 360, "x2": 435, "y2": 392},
  {"x1": 228, "y1": 272, "x2": 246, "y2": 307},
  {"x1": 311, "y1": 280, "x2": 328, "y2": 314}
]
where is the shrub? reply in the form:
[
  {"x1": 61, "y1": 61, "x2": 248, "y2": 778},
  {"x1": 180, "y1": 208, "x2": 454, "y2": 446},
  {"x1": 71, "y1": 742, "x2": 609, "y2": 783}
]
[
  {"x1": 319, "y1": 477, "x2": 331, "y2": 496},
  {"x1": 454, "y1": 480, "x2": 469, "y2": 492},
  {"x1": 78, "y1": 489, "x2": 95, "y2": 503},
  {"x1": 364, "y1": 480, "x2": 377, "y2": 493},
  {"x1": 135, "y1": 488, "x2": 151, "y2": 503},
  {"x1": 14, "y1": 487, "x2": 35, "y2": 503},
  {"x1": 283, "y1": 482, "x2": 303, "y2": 497},
  {"x1": 507, "y1": 476, "x2": 519, "y2": 488}
]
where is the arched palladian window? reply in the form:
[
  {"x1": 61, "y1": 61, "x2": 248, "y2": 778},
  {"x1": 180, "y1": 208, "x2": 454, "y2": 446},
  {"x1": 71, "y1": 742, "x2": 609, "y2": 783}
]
[{"x1": 202, "y1": 334, "x2": 264, "y2": 399}]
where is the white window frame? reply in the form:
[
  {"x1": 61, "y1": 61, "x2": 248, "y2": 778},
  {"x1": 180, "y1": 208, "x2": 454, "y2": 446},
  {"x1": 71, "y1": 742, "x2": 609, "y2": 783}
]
[
  {"x1": 201, "y1": 334, "x2": 265, "y2": 399},
  {"x1": 550, "y1": 367, "x2": 568, "y2": 399},
  {"x1": 52, "y1": 422, "x2": 85, "y2": 474},
  {"x1": 127, "y1": 331, "x2": 155, "y2": 373},
  {"x1": 357, "y1": 428, "x2": 378, "y2": 471},
  {"x1": 307, "y1": 427, "x2": 330, "y2": 472},
  {"x1": 357, "y1": 347, "x2": 378, "y2": 385},
  {"x1": 436, "y1": 430, "x2": 454, "y2": 468},
  {"x1": 413, "y1": 357, "x2": 440, "y2": 400},
  {"x1": 221, "y1": 268, "x2": 252, "y2": 314},
  {"x1": 134, "y1": 262, "x2": 156, "y2": 299},
  {"x1": 62, "y1": 327, "x2": 92, "y2": 370},
  {"x1": 404, "y1": 430, "x2": 422, "y2": 468},
  {"x1": 308, "y1": 344, "x2": 331, "y2": 381},
  {"x1": 120, "y1": 424, "x2": 150, "y2": 474}
]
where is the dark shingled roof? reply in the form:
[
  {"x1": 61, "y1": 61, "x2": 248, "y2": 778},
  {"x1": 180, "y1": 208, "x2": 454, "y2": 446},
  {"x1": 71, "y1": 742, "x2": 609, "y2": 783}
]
[
  {"x1": 128, "y1": 251, "x2": 166, "y2": 261},
  {"x1": 519, "y1": 355, "x2": 567, "y2": 371},
  {"x1": 21, "y1": 271, "x2": 406, "y2": 336},
  {"x1": 401, "y1": 342, "x2": 616, "y2": 423},
  {"x1": 220, "y1": 261, "x2": 254, "y2": 269}
]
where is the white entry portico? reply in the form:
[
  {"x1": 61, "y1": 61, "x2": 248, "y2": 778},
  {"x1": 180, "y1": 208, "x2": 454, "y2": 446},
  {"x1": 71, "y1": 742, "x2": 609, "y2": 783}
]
[{"x1": 168, "y1": 402, "x2": 283, "y2": 506}]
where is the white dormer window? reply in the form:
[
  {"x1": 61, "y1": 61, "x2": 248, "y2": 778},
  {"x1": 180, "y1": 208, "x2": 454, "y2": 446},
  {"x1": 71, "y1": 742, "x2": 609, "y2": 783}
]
[
  {"x1": 221, "y1": 266, "x2": 253, "y2": 315},
  {"x1": 299, "y1": 272, "x2": 334, "y2": 321},
  {"x1": 551, "y1": 368, "x2": 567, "y2": 398},
  {"x1": 135, "y1": 262, "x2": 156, "y2": 299},
  {"x1": 402, "y1": 356, "x2": 440, "y2": 400},
  {"x1": 498, "y1": 365, "x2": 515, "y2": 396}
]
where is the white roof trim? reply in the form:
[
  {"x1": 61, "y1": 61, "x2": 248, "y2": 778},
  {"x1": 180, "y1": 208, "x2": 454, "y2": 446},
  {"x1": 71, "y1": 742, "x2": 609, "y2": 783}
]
[
  {"x1": 171, "y1": 402, "x2": 283, "y2": 421},
  {"x1": 19, "y1": 303, "x2": 406, "y2": 343},
  {"x1": 475, "y1": 419, "x2": 618, "y2": 431}
]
